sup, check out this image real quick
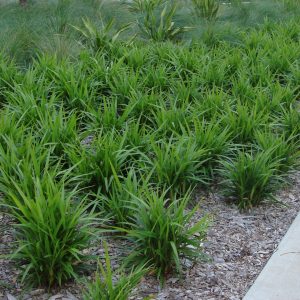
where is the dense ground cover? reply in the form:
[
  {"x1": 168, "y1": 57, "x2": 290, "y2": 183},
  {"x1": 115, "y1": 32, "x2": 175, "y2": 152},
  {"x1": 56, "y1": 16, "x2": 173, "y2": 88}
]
[
  {"x1": 1, "y1": 0, "x2": 300, "y2": 63},
  {"x1": 1, "y1": 0, "x2": 300, "y2": 299}
]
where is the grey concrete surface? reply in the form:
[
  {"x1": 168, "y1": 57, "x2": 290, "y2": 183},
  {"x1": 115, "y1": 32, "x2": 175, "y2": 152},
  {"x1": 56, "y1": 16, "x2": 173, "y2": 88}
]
[{"x1": 244, "y1": 212, "x2": 300, "y2": 300}]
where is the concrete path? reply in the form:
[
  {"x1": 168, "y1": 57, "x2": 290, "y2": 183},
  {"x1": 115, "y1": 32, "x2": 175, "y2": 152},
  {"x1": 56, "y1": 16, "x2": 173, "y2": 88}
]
[{"x1": 243, "y1": 212, "x2": 300, "y2": 300}]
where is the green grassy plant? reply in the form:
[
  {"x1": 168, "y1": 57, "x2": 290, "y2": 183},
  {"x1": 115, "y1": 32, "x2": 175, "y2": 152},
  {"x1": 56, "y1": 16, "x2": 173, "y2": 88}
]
[
  {"x1": 0, "y1": 54, "x2": 20, "y2": 105},
  {"x1": 84, "y1": 97, "x2": 126, "y2": 132},
  {"x1": 49, "y1": 63, "x2": 98, "y2": 111},
  {"x1": 7, "y1": 175, "x2": 98, "y2": 288},
  {"x1": 146, "y1": 136, "x2": 208, "y2": 195},
  {"x1": 128, "y1": 0, "x2": 190, "y2": 41},
  {"x1": 48, "y1": 0, "x2": 72, "y2": 35},
  {"x1": 0, "y1": 109, "x2": 25, "y2": 147},
  {"x1": 282, "y1": 0, "x2": 300, "y2": 11},
  {"x1": 0, "y1": 136, "x2": 61, "y2": 205},
  {"x1": 222, "y1": 102, "x2": 268, "y2": 144},
  {"x1": 83, "y1": 242, "x2": 146, "y2": 300},
  {"x1": 151, "y1": 99, "x2": 192, "y2": 136},
  {"x1": 67, "y1": 130, "x2": 135, "y2": 194},
  {"x1": 108, "y1": 68, "x2": 142, "y2": 103},
  {"x1": 191, "y1": 0, "x2": 219, "y2": 21},
  {"x1": 280, "y1": 105, "x2": 300, "y2": 138},
  {"x1": 37, "y1": 107, "x2": 80, "y2": 158},
  {"x1": 96, "y1": 169, "x2": 147, "y2": 227},
  {"x1": 188, "y1": 118, "x2": 232, "y2": 174},
  {"x1": 123, "y1": 190, "x2": 209, "y2": 282},
  {"x1": 122, "y1": 120, "x2": 154, "y2": 153},
  {"x1": 194, "y1": 88, "x2": 232, "y2": 120},
  {"x1": 4, "y1": 86, "x2": 57, "y2": 127},
  {"x1": 255, "y1": 130, "x2": 300, "y2": 174},
  {"x1": 74, "y1": 18, "x2": 132, "y2": 52},
  {"x1": 220, "y1": 150, "x2": 284, "y2": 209}
]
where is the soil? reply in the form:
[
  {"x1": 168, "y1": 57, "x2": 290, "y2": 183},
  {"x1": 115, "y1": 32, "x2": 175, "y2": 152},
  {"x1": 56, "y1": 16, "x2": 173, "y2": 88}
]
[{"x1": 1, "y1": 172, "x2": 300, "y2": 300}]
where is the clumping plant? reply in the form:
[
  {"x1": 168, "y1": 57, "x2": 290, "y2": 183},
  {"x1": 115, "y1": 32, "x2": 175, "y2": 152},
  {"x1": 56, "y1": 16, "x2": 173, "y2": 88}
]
[
  {"x1": 194, "y1": 88, "x2": 232, "y2": 120},
  {"x1": 36, "y1": 106, "x2": 80, "y2": 158},
  {"x1": 191, "y1": 0, "x2": 219, "y2": 21},
  {"x1": 128, "y1": 0, "x2": 190, "y2": 41},
  {"x1": 3, "y1": 87, "x2": 58, "y2": 128},
  {"x1": 66, "y1": 130, "x2": 135, "y2": 194},
  {"x1": 48, "y1": 0, "x2": 72, "y2": 35},
  {"x1": 123, "y1": 190, "x2": 209, "y2": 282},
  {"x1": 0, "y1": 54, "x2": 20, "y2": 105},
  {"x1": 143, "y1": 64, "x2": 171, "y2": 91},
  {"x1": 255, "y1": 130, "x2": 300, "y2": 174},
  {"x1": 188, "y1": 118, "x2": 233, "y2": 174},
  {"x1": 50, "y1": 66, "x2": 98, "y2": 111},
  {"x1": 126, "y1": 90, "x2": 159, "y2": 120},
  {"x1": 122, "y1": 120, "x2": 153, "y2": 153},
  {"x1": 220, "y1": 150, "x2": 284, "y2": 209},
  {"x1": 124, "y1": 46, "x2": 150, "y2": 69},
  {"x1": 0, "y1": 109, "x2": 26, "y2": 147},
  {"x1": 222, "y1": 102, "x2": 268, "y2": 144},
  {"x1": 280, "y1": 105, "x2": 300, "y2": 138},
  {"x1": 1, "y1": 25, "x2": 39, "y2": 65},
  {"x1": 83, "y1": 242, "x2": 146, "y2": 300},
  {"x1": 0, "y1": 136, "x2": 62, "y2": 205},
  {"x1": 108, "y1": 68, "x2": 142, "y2": 103},
  {"x1": 283, "y1": 0, "x2": 300, "y2": 12},
  {"x1": 7, "y1": 175, "x2": 98, "y2": 288},
  {"x1": 85, "y1": 97, "x2": 123, "y2": 132},
  {"x1": 96, "y1": 169, "x2": 148, "y2": 227},
  {"x1": 84, "y1": 95, "x2": 137, "y2": 133},
  {"x1": 151, "y1": 100, "x2": 192, "y2": 136},
  {"x1": 74, "y1": 17, "x2": 132, "y2": 52},
  {"x1": 146, "y1": 136, "x2": 209, "y2": 195}
]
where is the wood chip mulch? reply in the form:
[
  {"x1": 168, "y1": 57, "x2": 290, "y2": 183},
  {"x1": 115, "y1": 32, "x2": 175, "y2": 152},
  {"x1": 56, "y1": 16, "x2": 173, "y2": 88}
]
[{"x1": 1, "y1": 173, "x2": 300, "y2": 300}]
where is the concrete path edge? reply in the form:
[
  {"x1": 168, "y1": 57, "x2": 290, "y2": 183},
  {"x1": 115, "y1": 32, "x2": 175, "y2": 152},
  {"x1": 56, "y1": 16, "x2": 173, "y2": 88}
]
[{"x1": 243, "y1": 212, "x2": 300, "y2": 300}]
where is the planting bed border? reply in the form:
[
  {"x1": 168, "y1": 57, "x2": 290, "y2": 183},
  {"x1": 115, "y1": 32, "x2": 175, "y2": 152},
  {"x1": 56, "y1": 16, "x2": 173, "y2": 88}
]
[{"x1": 243, "y1": 211, "x2": 300, "y2": 300}]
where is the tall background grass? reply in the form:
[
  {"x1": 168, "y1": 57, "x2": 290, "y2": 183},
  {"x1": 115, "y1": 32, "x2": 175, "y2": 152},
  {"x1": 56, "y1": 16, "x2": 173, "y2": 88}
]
[{"x1": 1, "y1": 0, "x2": 300, "y2": 65}]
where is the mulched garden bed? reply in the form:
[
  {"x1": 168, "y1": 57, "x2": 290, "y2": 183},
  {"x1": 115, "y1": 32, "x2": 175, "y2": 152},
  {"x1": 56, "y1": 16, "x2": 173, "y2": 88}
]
[{"x1": 1, "y1": 172, "x2": 300, "y2": 300}]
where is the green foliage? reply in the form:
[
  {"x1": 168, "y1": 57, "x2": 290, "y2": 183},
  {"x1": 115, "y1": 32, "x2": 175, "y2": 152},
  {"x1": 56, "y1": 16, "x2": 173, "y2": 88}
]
[
  {"x1": 146, "y1": 136, "x2": 209, "y2": 195},
  {"x1": 96, "y1": 169, "x2": 147, "y2": 227},
  {"x1": 1, "y1": 9, "x2": 300, "y2": 293},
  {"x1": 189, "y1": 118, "x2": 232, "y2": 174},
  {"x1": 36, "y1": 107, "x2": 80, "y2": 157},
  {"x1": 222, "y1": 102, "x2": 268, "y2": 144},
  {"x1": 123, "y1": 190, "x2": 209, "y2": 282},
  {"x1": 67, "y1": 130, "x2": 135, "y2": 194},
  {"x1": 3, "y1": 84, "x2": 57, "y2": 127},
  {"x1": 83, "y1": 242, "x2": 146, "y2": 300},
  {"x1": 0, "y1": 109, "x2": 25, "y2": 146},
  {"x1": 0, "y1": 54, "x2": 20, "y2": 104},
  {"x1": 1, "y1": 0, "x2": 300, "y2": 62},
  {"x1": 191, "y1": 0, "x2": 219, "y2": 21},
  {"x1": 85, "y1": 97, "x2": 125, "y2": 132},
  {"x1": 1, "y1": 25, "x2": 38, "y2": 66},
  {"x1": 74, "y1": 18, "x2": 132, "y2": 52},
  {"x1": 280, "y1": 105, "x2": 300, "y2": 138},
  {"x1": 128, "y1": 0, "x2": 191, "y2": 41},
  {"x1": 48, "y1": 62, "x2": 98, "y2": 111},
  {"x1": 282, "y1": 0, "x2": 300, "y2": 11},
  {"x1": 0, "y1": 136, "x2": 60, "y2": 205},
  {"x1": 255, "y1": 130, "x2": 300, "y2": 174},
  {"x1": 220, "y1": 150, "x2": 284, "y2": 209},
  {"x1": 7, "y1": 175, "x2": 98, "y2": 288},
  {"x1": 151, "y1": 99, "x2": 192, "y2": 135}
]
